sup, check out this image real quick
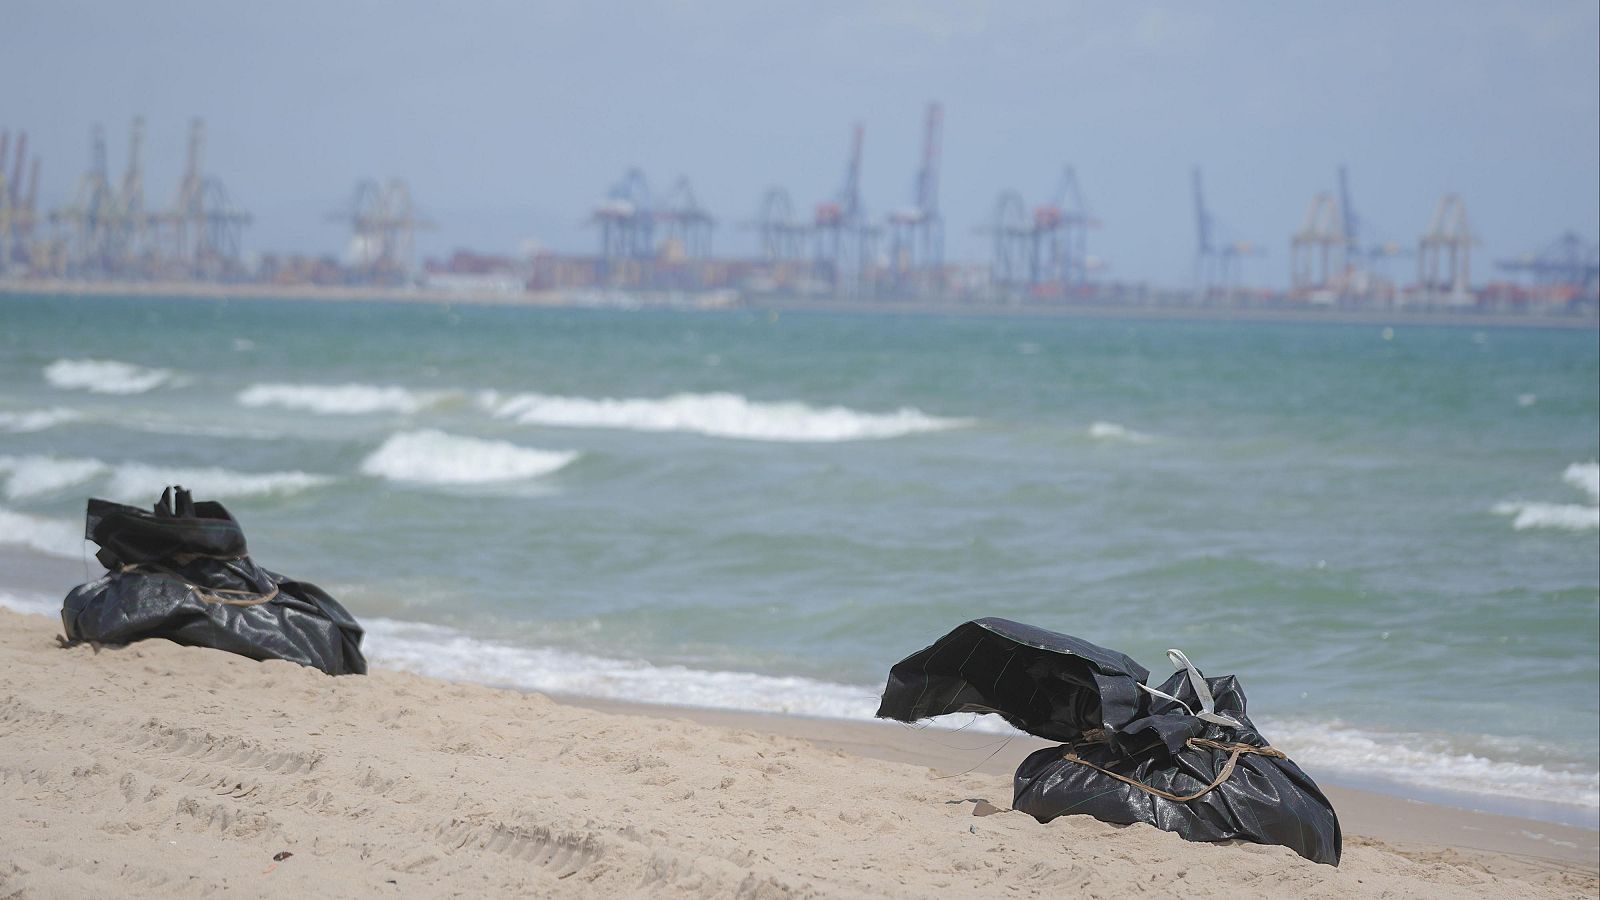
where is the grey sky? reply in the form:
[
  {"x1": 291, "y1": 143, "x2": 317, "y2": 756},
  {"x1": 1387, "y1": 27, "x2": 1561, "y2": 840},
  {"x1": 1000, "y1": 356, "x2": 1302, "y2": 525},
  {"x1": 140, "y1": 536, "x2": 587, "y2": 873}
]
[{"x1": 5, "y1": 1, "x2": 1597, "y2": 287}]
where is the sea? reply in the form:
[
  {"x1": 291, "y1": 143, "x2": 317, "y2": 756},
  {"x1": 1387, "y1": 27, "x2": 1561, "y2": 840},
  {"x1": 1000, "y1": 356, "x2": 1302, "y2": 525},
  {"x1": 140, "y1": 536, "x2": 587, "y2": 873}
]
[{"x1": 1, "y1": 293, "x2": 1596, "y2": 827}]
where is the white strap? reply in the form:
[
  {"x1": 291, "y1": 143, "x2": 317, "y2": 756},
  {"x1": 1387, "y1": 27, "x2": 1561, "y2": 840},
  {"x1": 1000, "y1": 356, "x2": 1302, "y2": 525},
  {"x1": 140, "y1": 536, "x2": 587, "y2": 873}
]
[
  {"x1": 1135, "y1": 648, "x2": 1242, "y2": 729},
  {"x1": 1135, "y1": 681, "x2": 1195, "y2": 715}
]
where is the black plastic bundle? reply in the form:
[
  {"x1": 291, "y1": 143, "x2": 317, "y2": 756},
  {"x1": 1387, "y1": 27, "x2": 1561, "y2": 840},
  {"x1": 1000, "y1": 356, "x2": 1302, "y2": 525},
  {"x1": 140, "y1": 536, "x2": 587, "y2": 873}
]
[
  {"x1": 61, "y1": 487, "x2": 366, "y2": 676},
  {"x1": 876, "y1": 618, "x2": 1340, "y2": 866}
]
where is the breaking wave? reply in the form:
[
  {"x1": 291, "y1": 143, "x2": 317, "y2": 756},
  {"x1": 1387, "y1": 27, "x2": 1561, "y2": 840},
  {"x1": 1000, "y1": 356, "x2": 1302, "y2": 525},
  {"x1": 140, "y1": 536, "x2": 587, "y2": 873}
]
[
  {"x1": 1564, "y1": 461, "x2": 1599, "y2": 503},
  {"x1": 359, "y1": 429, "x2": 578, "y2": 485},
  {"x1": 238, "y1": 382, "x2": 453, "y2": 415},
  {"x1": 43, "y1": 358, "x2": 178, "y2": 394},
  {"x1": 2, "y1": 591, "x2": 1590, "y2": 816},
  {"x1": 1088, "y1": 421, "x2": 1153, "y2": 443},
  {"x1": 116, "y1": 419, "x2": 290, "y2": 441},
  {"x1": 0, "y1": 462, "x2": 325, "y2": 554},
  {"x1": 0, "y1": 507, "x2": 85, "y2": 558},
  {"x1": 360, "y1": 616, "x2": 1598, "y2": 814},
  {"x1": 478, "y1": 390, "x2": 967, "y2": 442},
  {"x1": 101, "y1": 464, "x2": 332, "y2": 501},
  {"x1": 0, "y1": 407, "x2": 82, "y2": 433},
  {"x1": 0, "y1": 455, "x2": 108, "y2": 500},
  {"x1": 1493, "y1": 502, "x2": 1600, "y2": 532},
  {"x1": 362, "y1": 618, "x2": 879, "y2": 719},
  {"x1": 1258, "y1": 717, "x2": 1599, "y2": 814},
  {"x1": 1495, "y1": 461, "x2": 1600, "y2": 531},
  {"x1": 0, "y1": 590, "x2": 62, "y2": 618}
]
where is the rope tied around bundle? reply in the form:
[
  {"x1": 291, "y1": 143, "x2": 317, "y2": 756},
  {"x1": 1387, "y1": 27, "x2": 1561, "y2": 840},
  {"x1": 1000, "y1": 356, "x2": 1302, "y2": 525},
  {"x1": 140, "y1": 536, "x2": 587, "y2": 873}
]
[
  {"x1": 118, "y1": 562, "x2": 280, "y2": 607},
  {"x1": 1063, "y1": 737, "x2": 1287, "y2": 804}
]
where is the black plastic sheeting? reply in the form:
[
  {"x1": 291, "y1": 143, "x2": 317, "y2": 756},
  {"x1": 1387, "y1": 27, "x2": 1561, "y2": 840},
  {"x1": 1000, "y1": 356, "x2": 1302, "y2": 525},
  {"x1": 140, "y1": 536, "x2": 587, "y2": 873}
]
[
  {"x1": 61, "y1": 487, "x2": 366, "y2": 676},
  {"x1": 876, "y1": 618, "x2": 1341, "y2": 866}
]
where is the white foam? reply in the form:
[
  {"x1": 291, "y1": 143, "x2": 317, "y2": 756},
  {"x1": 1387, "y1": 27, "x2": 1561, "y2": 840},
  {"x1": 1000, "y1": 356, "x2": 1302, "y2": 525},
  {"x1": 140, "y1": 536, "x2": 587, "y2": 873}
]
[
  {"x1": 1563, "y1": 462, "x2": 1599, "y2": 503},
  {"x1": 0, "y1": 590, "x2": 61, "y2": 618},
  {"x1": 1258, "y1": 717, "x2": 1599, "y2": 812},
  {"x1": 479, "y1": 390, "x2": 967, "y2": 442},
  {"x1": 0, "y1": 407, "x2": 82, "y2": 433},
  {"x1": 238, "y1": 382, "x2": 452, "y2": 416},
  {"x1": 44, "y1": 358, "x2": 177, "y2": 394},
  {"x1": 0, "y1": 453, "x2": 330, "y2": 504},
  {"x1": 359, "y1": 430, "x2": 578, "y2": 485},
  {"x1": 361, "y1": 617, "x2": 880, "y2": 719},
  {"x1": 117, "y1": 419, "x2": 288, "y2": 441},
  {"x1": 1494, "y1": 462, "x2": 1600, "y2": 531},
  {"x1": 101, "y1": 465, "x2": 332, "y2": 501},
  {"x1": 1493, "y1": 502, "x2": 1600, "y2": 531},
  {"x1": 358, "y1": 615, "x2": 1600, "y2": 813},
  {"x1": 0, "y1": 455, "x2": 108, "y2": 500},
  {"x1": 0, "y1": 507, "x2": 86, "y2": 558},
  {"x1": 1088, "y1": 421, "x2": 1154, "y2": 443}
]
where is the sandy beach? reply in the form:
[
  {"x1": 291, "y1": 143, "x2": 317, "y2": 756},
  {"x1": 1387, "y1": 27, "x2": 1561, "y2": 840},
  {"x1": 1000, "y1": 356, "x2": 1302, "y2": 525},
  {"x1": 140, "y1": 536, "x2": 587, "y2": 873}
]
[
  {"x1": 1, "y1": 591, "x2": 1594, "y2": 898},
  {"x1": 5, "y1": 3, "x2": 1597, "y2": 895}
]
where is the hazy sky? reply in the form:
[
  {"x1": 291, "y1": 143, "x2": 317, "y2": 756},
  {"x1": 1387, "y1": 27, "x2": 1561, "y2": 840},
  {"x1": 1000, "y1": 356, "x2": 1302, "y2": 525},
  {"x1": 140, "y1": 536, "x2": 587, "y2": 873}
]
[{"x1": 5, "y1": 1, "x2": 1597, "y2": 287}]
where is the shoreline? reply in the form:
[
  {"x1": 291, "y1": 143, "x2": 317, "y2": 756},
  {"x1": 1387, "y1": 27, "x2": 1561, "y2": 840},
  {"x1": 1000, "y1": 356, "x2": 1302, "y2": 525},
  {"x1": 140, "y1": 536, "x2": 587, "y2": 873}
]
[
  {"x1": 0, "y1": 604, "x2": 1594, "y2": 898},
  {"x1": 1, "y1": 546, "x2": 1595, "y2": 874},
  {"x1": 556, "y1": 696, "x2": 1600, "y2": 869},
  {"x1": 3, "y1": 277, "x2": 1596, "y2": 330},
  {"x1": 2, "y1": 544, "x2": 1596, "y2": 838},
  {"x1": 5, "y1": 549, "x2": 1598, "y2": 836}
]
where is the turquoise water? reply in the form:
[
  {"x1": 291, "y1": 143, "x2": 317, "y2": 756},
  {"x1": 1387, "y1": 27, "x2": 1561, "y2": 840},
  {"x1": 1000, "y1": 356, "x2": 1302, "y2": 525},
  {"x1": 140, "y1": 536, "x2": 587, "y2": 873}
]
[{"x1": 1, "y1": 294, "x2": 1596, "y2": 822}]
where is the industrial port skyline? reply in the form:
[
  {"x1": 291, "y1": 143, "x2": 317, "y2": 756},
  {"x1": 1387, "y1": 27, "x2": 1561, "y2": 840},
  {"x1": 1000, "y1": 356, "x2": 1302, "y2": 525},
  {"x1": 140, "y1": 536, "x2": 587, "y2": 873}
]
[
  {"x1": 2, "y1": 2, "x2": 1596, "y2": 314},
  {"x1": 2, "y1": 110, "x2": 1594, "y2": 313}
]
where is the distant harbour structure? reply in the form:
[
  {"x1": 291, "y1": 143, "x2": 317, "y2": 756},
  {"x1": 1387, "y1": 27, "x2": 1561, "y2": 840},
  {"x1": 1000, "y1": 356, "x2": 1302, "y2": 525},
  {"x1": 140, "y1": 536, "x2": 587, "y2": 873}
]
[
  {"x1": 984, "y1": 165, "x2": 1099, "y2": 300},
  {"x1": 22, "y1": 117, "x2": 251, "y2": 281},
  {"x1": 330, "y1": 178, "x2": 432, "y2": 285},
  {"x1": 165, "y1": 119, "x2": 251, "y2": 280},
  {"x1": 1494, "y1": 232, "x2": 1600, "y2": 301},
  {"x1": 1289, "y1": 190, "x2": 1348, "y2": 302},
  {"x1": 592, "y1": 167, "x2": 655, "y2": 267},
  {"x1": 884, "y1": 102, "x2": 944, "y2": 297},
  {"x1": 585, "y1": 168, "x2": 717, "y2": 290},
  {"x1": 1415, "y1": 194, "x2": 1475, "y2": 303},
  {"x1": 0, "y1": 129, "x2": 42, "y2": 275},
  {"x1": 809, "y1": 121, "x2": 877, "y2": 297},
  {"x1": 1191, "y1": 166, "x2": 1264, "y2": 302},
  {"x1": 0, "y1": 106, "x2": 1594, "y2": 320},
  {"x1": 51, "y1": 123, "x2": 118, "y2": 276},
  {"x1": 1289, "y1": 166, "x2": 1414, "y2": 307}
]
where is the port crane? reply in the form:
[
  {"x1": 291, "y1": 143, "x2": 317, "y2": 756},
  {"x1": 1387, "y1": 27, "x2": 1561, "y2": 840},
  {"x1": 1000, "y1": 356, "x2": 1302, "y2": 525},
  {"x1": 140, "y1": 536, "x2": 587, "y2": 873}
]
[
  {"x1": 886, "y1": 102, "x2": 944, "y2": 288},
  {"x1": 811, "y1": 123, "x2": 877, "y2": 293},
  {"x1": 1191, "y1": 167, "x2": 1264, "y2": 299}
]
